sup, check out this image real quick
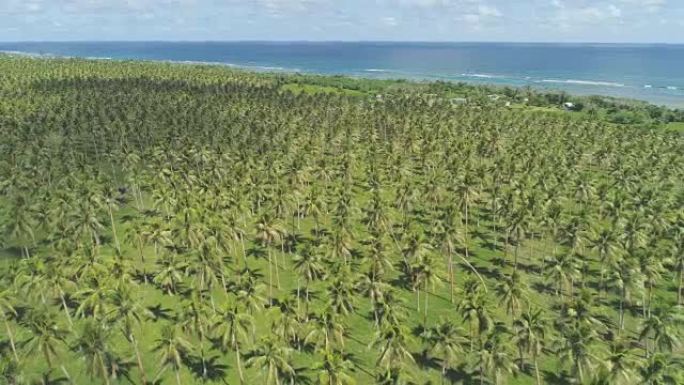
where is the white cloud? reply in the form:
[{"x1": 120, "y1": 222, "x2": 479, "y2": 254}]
[
  {"x1": 381, "y1": 16, "x2": 399, "y2": 27},
  {"x1": 458, "y1": 4, "x2": 502, "y2": 27}
]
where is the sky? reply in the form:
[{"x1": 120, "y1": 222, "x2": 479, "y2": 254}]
[{"x1": 1, "y1": 0, "x2": 683, "y2": 43}]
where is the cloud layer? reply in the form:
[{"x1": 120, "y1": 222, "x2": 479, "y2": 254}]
[{"x1": 0, "y1": 0, "x2": 682, "y2": 42}]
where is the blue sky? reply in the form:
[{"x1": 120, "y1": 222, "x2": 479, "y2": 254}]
[{"x1": 2, "y1": 0, "x2": 683, "y2": 43}]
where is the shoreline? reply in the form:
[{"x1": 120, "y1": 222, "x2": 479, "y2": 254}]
[{"x1": 2, "y1": 49, "x2": 683, "y2": 109}]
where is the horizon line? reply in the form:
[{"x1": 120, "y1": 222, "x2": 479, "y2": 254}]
[{"x1": 1, "y1": 39, "x2": 683, "y2": 46}]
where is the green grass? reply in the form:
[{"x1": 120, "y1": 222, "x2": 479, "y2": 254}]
[
  {"x1": 666, "y1": 122, "x2": 684, "y2": 132},
  {"x1": 281, "y1": 83, "x2": 367, "y2": 97}
]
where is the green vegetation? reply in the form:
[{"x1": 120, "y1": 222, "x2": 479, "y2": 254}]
[
  {"x1": 666, "y1": 122, "x2": 684, "y2": 132},
  {"x1": 0, "y1": 55, "x2": 683, "y2": 385}
]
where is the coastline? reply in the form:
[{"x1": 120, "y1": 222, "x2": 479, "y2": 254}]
[{"x1": 1, "y1": 48, "x2": 683, "y2": 109}]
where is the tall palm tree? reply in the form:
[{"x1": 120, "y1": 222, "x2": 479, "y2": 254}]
[
  {"x1": 0, "y1": 289, "x2": 19, "y2": 363},
  {"x1": 639, "y1": 306, "x2": 683, "y2": 356},
  {"x1": 21, "y1": 307, "x2": 68, "y2": 370},
  {"x1": 292, "y1": 246, "x2": 326, "y2": 314},
  {"x1": 107, "y1": 284, "x2": 153, "y2": 385},
  {"x1": 639, "y1": 353, "x2": 683, "y2": 385},
  {"x1": 255, "y1": 214, "x2": 285, "y2": 302},
  {"x1": 246, "y1": 337, "x2": 294, "y2": 385},
  {"x1": 153, "y1": 324, "x2": 193, "y2": 385},
  {"x1": 512, "y1": 308, "x2": 547, "y2": 385},
  {"x1": 477, "y1": 324, "x2": 518, "y2": 385},
  {"x1": 495, "y1": 271, "x2": 528, "y2": 317},
  {"x1": 427, "y1": 318, "x2": 466, "y2": 379},
  {"x1": 556, "y1": 324, "x2": 600, "y2": 384},
  {"x1": 314, "y1": 351, "x2": 356, "y2": 385},
  {"x1": 212, "y1": 303, "x2": 255, "y2": 384},
  {"x1": 73, "y1": 319, "x2": 116, "y2": 385}
]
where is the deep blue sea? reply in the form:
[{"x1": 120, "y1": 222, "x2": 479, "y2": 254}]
[{"x1": 1, "y1": 41, "x2": 683, "y2": 107}]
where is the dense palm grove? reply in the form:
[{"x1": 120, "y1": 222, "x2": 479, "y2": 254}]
[{"x1": 0, "y1": 56, "x2": 683, "y2": 385}]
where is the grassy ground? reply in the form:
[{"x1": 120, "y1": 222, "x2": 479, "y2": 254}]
[{"x1": 666, "y1": 122, "x2": 684, "y2": 132}]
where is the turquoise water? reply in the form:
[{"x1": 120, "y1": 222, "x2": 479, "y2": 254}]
[{"x1": 1, "y1": 41, "x2": 683, "y2": 107}]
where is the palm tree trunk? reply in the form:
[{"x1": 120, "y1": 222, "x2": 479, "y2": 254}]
[
  {"x1": 268, "y1": 250, "x2": 273, "y2": 305},
  {"x1": 619, "y1": 286, "x2": 625, "y2": 332},
  {"x1": 4, "y1": 319, "x2": 18, "y2": 362},
  {"x1": 679, "y1": 262, "x2": 684, "y2": 305},
  {"x1": 465, "y1": 202, "x2": 469, "y2": 262},
  {"x1": 108, "y1": 206, "x2": 120, "y2": 252},
  {"x1": 448, "y1": 249, "x2": 454, "y2": 304},
  {"x1": 132, "y1": 336, "x2": 147, "y2": 385},
  {"x1": 59, "y1": 290, "x2": 73, "y2": 327},
  {"x1": 424, "y1": 284, "x2": 429, "y2": 325},
  {"x1": 534, "y1": 355, "x2": 541, "y2": 385},
  {"x1": 235, "y1": 343, "x2": 245, "y2": 385},
  {"x1": 99, "y1": 355, "x2": 111, "y2": 385}
]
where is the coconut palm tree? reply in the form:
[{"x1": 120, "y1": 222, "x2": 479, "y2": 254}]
[
  {"x1": 73, "y1": 319, "x2": 116, "y2": 385},
  {"x1": 212, "y1": 303, "x2": 254, "y2": 384},
  {"x1": 495, "y1": 271, "x2": 528, "y2": 317},
  {"x1": 107, "y1": 284, "x2": 153, "y2": 385},
  {"x1": 513, "y1": 308, "x2": 547, "y2": 385},
  {"x1": 153, "y1": 324, "x2": 193, "y2": 385},
  {"x1": 639, "y1": 353, "x2": 683, "y2": 385},
  {"x1": 476, "y1": 324, "x2": 518, "y2": 385},
  {"x1": 639, "y1": 306, "x2": 683, "y2": 356},
  {"x1": 427, "y1": 318, "x2": 466, "y2": 379},
  {"x1": 0, "y1": 289, "x2": 19, "y2": 363},
  {"x1": 314, "y1": 351, "x2": 356, "y2": 385},
  {"x1": 20, "y1": 306, "x2": 70, "y2": 379},
  {"x1": 246, "y1": 337, "x2": 294, "y2": 385},
  {"x1": 370, "y1": 324, "x2": 415, "y2": 371}
]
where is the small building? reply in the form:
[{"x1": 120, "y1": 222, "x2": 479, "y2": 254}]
[{"x1": 450, "y1": 97, "x2": 467, "y2": 105}]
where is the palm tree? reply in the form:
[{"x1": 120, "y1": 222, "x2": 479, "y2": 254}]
[
  {"x1": 153, "y1": 324, "x2": 193, "y2": 385},
  {"x1": 600, "y1": 338, "x2": 638, "y2": 385},
  {"x1": 370, "y1": 324, "x2": 415, "y2": 371},
  {"x1": 611, "y1": 256, "x2": 644, "y2": 332},
  {"x1": 3, "y1": 194, "x2": 35, "y2": 258},
  {"x1": 427, "y1": 318, "x2": 466, "y2": 379},
  {"x1": 544, "y1": 253, "x2": 580, "y2": 298},
  {"x1": 556, "y1": 324, "x2": 600, "y2": 384},
  {"x1": 458, "y1": 282, "x2": 492, "y2": 352},
  {"x1": 513, "y1": 308, "x2": 547, "y2": 385},
  {"x1": 255, "y1": 214, "x2": 285, "y2": 302},
  {"x1": 639, "y1": 306, "x2": 683, "y2": 356},
  {"x1": 588, "y1": 227, "x2": 620, "y2": 295},
  {"x1": 495, "y1": 271, "x2": 528, "y2": 317},
  {"x1": 107, "y1": 284, "x2": 153, "y2": 385},
  {"x1": 411, "y1": 254, "x2": 441, "y2": 322},
  {"x1": 639, "y1": 353, "x2": 683, "y2": 385},
  {"x1": 246, "y1": 337, "x2": 294, "y2": 385},
  {"x1": 305, "y1": 310, "x2": 346, "y2": 353},
  {"x1": 314, "y1": 351, "x2": 356, "y2": 385},
  {"x1": 21, "y1": 307, "x2": 68, "y2": 370},
  {"x1": 213, "y1": 303, "x2": 255, "y2": 384},
  {"x1": 292, "y1": 246, "x2": 326, "y2": 314},
  {"x1": 73, "y1": 319, "x2": 115, "y2": 385},
  {"x1": 477, "y1": 325, "x2": 518, "y2": 385},
  {"x1": 0, "y1": 289, "x2": 19, "y2": 363}
]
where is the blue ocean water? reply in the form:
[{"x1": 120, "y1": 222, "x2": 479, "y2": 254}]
[{"x1": 1, "y1": 41, "x2": 683, "y2": 107}]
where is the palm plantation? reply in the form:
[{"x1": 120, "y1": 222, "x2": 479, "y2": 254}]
[{"x1": 0, "y1": 55, "x2": 682, "y2": 384}]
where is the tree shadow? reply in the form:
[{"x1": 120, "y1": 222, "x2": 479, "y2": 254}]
[
  {"x1": 542, "y1": 369, "x2": 572, "y2": 385},
  {"x1": 147, "y1": 304, "x2": 174, "y2": 321},
  {"x1": 185, "y1": 354, "x2": 229, "y2": 384},
  {"x1": 445, "y1": 363, "x2": 475, "y2": 385}
]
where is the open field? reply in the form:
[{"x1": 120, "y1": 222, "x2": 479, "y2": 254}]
[{"x1": 0, "y1": 56, "x2": 683, "y2": 385}]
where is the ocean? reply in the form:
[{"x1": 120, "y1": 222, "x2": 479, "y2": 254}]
[{"x1": 1, "y1": 41, "x2": 683, "y2": 107}]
